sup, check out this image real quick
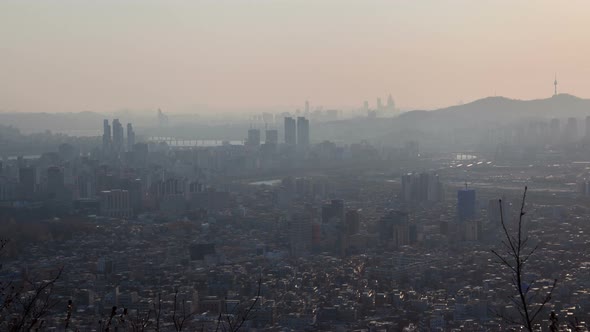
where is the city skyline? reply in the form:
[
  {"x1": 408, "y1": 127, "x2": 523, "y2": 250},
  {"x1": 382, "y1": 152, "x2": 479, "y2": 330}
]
[
  {"x1": 2, "y1": 2, "x2": 590, "y2": 330},
  {"x1": 2, "y1": 1, "x2": 590, "y2": 113}
]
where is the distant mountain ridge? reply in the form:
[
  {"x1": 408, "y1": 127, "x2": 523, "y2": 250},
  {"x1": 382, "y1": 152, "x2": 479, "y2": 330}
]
[
  {"x1": 399, "y1": 94, "x2": 590, "y2": 125},
  {"x1": 317, "y1": 94, "x2": 590, "y2": 146},
  {"x1": 2, "y1": 94, "x2": 590, "y2": 143}
]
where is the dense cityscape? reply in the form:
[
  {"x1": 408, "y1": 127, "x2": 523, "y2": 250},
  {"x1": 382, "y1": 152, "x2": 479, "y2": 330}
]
[
  {"x1": 4, "y1": 1, "x2": 590, "y2": 331},
  {"x1": 2, "y1": 90, "x2": 590, "y2": 331}
]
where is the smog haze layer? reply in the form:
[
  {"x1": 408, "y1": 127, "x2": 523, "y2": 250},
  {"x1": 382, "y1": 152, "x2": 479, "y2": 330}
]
[{"x1": 1, "y1": 0, "x2": 590, "y2": 113}]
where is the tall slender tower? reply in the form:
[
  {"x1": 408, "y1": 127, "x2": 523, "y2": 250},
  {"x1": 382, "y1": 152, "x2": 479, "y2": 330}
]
[
  {"x1": 554, "y1": 74, "x2": 558, "y2": 96},
  {"x1": 102, "y1": 119, "x2": 111, "y2": 151},
  {"x1": 112, "y1": 119, "x2": 124, "y2": 152},
  {"x1": 127, "y1": 123, "x2": 135, "y2": 151},
  {"x1": 296, "y1": 116, "x2": 310, "y2": 147},
  {"x1": 284, "y1": 117, "x2": 296, "y2": 146}
]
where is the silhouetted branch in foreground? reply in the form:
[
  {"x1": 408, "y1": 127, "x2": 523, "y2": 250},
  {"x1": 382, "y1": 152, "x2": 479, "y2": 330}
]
[
  {"x1": 491, "y1": 186, "x2": 557, "y2": 331},
  {"x1": 215, "y1": 276, "x2": 262, "y2": 332},
  {"x1": 172, "y1": 288, "x2": 198, "y2": 331},
  {"x1": 0, "y1": 239, "x2": 63, "y2": 332},
  {"x1": 129, "y1": 307, "x2": 152, "y2": 332},
  {"x1": 8, "y1": 267, "x2": 63, "y2": 332}
]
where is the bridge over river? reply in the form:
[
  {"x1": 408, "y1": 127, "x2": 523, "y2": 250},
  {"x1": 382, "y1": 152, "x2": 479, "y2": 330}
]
[{"x1": 147, "y1": 136, "x2": 244, "y2": 147}]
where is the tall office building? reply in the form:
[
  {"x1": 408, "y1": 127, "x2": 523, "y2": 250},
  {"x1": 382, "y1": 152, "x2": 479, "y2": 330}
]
[
  {"x1": 401, "y1": 172, "x2": 444, "y2": 203},
  {"x1": 379, "y1": 210, "x2": 410, "y2": 248},
  {"x1": 247, "y1": 129, "x2": 261, "y2": 147},
  {"x1": 296, "y1": 117, "x2": 310, "y2": 147},
  {"x1": 100, "y1": 189, "x2": 132, "y2": 219},
  {"x1": 457, "y1": 188, "x2": 476, "y2": 221},
  {"x1": 305, "y1": 100, "x2": 310, "y2": 114},
  {"x1": 127, "y1": 123, "x2": 135, "y2": 151},
  {"x1": 427, "y1": 173, "x2": 444, "y2": 202},
  {"x1": 284, "y1": 117, "x2": 296, "y2": 145},
  {"x1": 76, "y1": 173, "x2": 95, "y2": 199},
  {"x1": 377, "y1": 98, "x2": 383, "y2": 110},
  {"x1": 102, "y1": 119, "x2": 111, "y2": 151},
  {"x1": 112, "y1": 119, "x2": 124, "y2": 151}
]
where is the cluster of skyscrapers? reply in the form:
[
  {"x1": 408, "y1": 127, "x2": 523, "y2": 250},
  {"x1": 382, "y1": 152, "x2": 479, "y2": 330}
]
[
  {"x1": 244, "y1": 116, "x2": 310, "y2": 151},
  {"x1": 364, "y1": 94, "x2": 396, "y2": 118},
  {"x1": 401, "y1": 172, "x2": 444, "y2": 203},
  {"x1": 288, "y1": 198, "x2": 363, "y2": 257},
  {"x1": 102, "y1": 119, "x2": 135, "y2": 153},
  {"x1": 284, "y1": 116, "x2": 310, "y2": 147},
  {"x1": 246, "y1": 128, "x2": 278, "y2": 148}
]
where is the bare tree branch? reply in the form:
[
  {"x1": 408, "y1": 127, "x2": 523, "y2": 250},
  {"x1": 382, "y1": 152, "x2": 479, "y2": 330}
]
[
  {"x1": 153, "y1": 293, "x2": 162, "y2": 332},
  {"x1": 490, "y1": 187, "x2": 557, "y2": 331},
  {"x1": 9, "y1": 266, "x2": 63, "y2": 332}
]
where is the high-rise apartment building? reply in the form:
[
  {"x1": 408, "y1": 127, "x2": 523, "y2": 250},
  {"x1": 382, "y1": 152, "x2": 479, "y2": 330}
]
[
  {"x1": 103, "y1": 119, "x2": 111, "y2": 151},
  {"x1": 401, "y1": 172, "x2": 444, "y2": 203},
  {"x1": 284, "y1": 117, "x2": 296, "y2": 145},
  {"x1": 112, "y1": 119, "x2": 124, "y2": 151},
  {"x1": 457, "y1": 188, "x2": 476, "y2": 222},
  {"x1": 127, "y1": 123, "x2": 135, "y2": 151},
  {"x1": 379, "y1": 210, "x2": 410, "y2": 248},
  {"x1": 100, "y1": 189, "x2": 132, "y2": 219},
  {"x1": 296, "y1": 117, "x2": 310, "y2": 147}
]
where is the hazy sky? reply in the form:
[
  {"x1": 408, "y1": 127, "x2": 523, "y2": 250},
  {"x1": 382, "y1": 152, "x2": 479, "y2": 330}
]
[{"x1": 1, "y1": 0, "x2": 590, "y2": 113}]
